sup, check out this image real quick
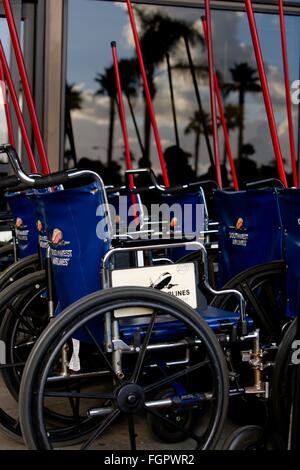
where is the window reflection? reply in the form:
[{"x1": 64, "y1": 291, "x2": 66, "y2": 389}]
[
  {"x1": 0, "y1": 18, "x2": 10, "y2": 158},
  {"x1": 66, "y1": 0, "x2": 300, "y2": 187}
]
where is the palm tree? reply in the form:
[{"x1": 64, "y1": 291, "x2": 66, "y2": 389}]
[
  {"x1": 135, "y1": 8, "x2": 201, "y2": 158},
  {"x1": 185, "y1": 109, "x2": 212, "y2": 176},
  {"x1": 223, "y1": 62, "x2": 261, "y2": 161},
  {"x1": 65, "y1": 83, "x2": 83, "y2": 168},
  {"x1": 95, "y1": 66, "x2": 117, "y2": 165}
]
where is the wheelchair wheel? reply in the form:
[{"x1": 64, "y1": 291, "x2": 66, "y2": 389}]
[
  {"x1": 0, "y1": 271, "x2": 46, "y2": 441},
  {"x1": 0, "y1": 271, "x2": 94, "y2": 445},
  {"x1": 0, "y1": 271, "x2": 48, "y2": 400},
  {"x1": 0, "y1": 253, "x2": 40, "y2": 291},
  {"x1": 0, "y1": 243, "x2": 14, "y2": 272},
  {"x1": 271, "y1": 318, "x2": 297, "y2": 446},
  {"x1": 19, "y1": 287, "x2": 228, "y2": 450},
  {"x1": 223, "y1": 425, "x2": 264, "y2": 450},
  {"x1": 211, "y1": 261, "x2": 287, "y2": 340}
]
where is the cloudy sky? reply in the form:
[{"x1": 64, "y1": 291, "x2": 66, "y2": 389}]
[{"x1": 67, "y1": 0, "x2": 300, "y2": 180}]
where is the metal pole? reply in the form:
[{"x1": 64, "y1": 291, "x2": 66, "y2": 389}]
[
  {"x1": 3, "y1": 0, "x2": 50, "y2": 174},
  {"x1": 278, "y1": 0, "x2": 298, "y2": 187},
  {"x1": 202, "y1": 17, "x2": 239, "y2": 191},
  {"x1": 204, "y1": 0, "x2": 223, "y2": 188},
  {"x1": 0, "y1": 42, "x2": 37, "y2": 173},
  {"x1": 245, "y1": 0, "x2": 288, "y2": 187},
  {"x1": 125, "y1": 0, "x2": 170, "y2": 187}
]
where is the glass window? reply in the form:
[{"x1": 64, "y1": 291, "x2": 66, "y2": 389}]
[
  {"x1": 66, "y1": 0, "x2": 300, "y2": 187},
  {"x1": 0, "y1": 17, "x2": 10, "y2": 162}
]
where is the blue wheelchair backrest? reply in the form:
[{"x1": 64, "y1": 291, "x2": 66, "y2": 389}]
[
  {"x1": 30, "y1": 182, "x2": 111, "y2": 312},
  {"x1": 6, "y1": 191, "x2": 39, "y2": 259},
  {"x1": 215, "y1": 189, "x2": 283, "y2": 286},
  {"x1": 162, "y1": 190, "x2": 207, "y2": 262},
  {"x1": 277, "y1": 189, "x2": 300, "y2": 318}
]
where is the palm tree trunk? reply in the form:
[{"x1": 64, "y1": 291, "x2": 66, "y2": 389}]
[
  {"x1": 126, "y1": 93, "x2": 145, "y2": 157},
  {"x1": 65, "y1": 107, "x2": 77, "y2": 167},
  {"x1": 195, "y1": 132, "x2": 200, "y2": 176},
  {"x1": 107, "y1": 97, "x2": 115, "y2": 165},
  {"x1": 223, "y1": 135, "x2": 227, "y2": 164},
  {"x1": 238, "y1": 88, "x2": 245, "y2": 161},
  {"x1": 144, "y1": 69, "x2": 156, "y2": 161},
  {"x1": 184, "y1": 35, "x2": 214, "y2": 167},
  {"x1": 144, "y1": 98, "x2": 151, "y2": 160}
]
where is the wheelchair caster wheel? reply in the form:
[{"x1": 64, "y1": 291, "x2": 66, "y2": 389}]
[
  {"x1": 147, "y1": 388, "x2": 198, "y2": 444},
  {"x1": 223, "y1": 425, "x2": 264, "y2": 450}
]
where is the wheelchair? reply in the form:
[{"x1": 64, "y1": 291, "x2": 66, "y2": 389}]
[
  {"x1": 1, "y1": 142, "x2": 292, "y2": 448},
  {"x1": 0, "y1": 178, "x2": 43, "y2": 288},
  {"x1": 0, "y1": 144, "x2": 253, "y2": 450},
  {"x1": 0, "y1": 150, "x2": 217, "y2": 443},
  {"x1": 0, "y1": 145, "x2": 291, "y2": 449}
]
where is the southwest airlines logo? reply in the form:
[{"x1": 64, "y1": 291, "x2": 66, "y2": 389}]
[{"x1": 235, "y1": 218, "x2": 244, "y2": 230}]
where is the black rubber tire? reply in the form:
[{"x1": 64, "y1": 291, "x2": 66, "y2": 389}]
[
  {"x1": 0, "y1": 270, "x2": 90, "y2": 446},
  {"x1": 19, "y1": 286, "x2": 229, "y2": 450},
  {"x1": 223, "y1": 425, "x2": 264, "y2": 450},
  {"x1": 0, "y1": 271, "x2": 47, "y2": 400},
  {"x1": 0, "y1": 254, "x2": 40, "y2": 291},
  {"x1": 0, "y1": 270, "x2": 46, "y2": 442},
  {"x1": 0, "y1": 270, "x2": 45, "y2": 330},
  {"x1": 271, "y1": 318, "x2": 297, "y2": 443},
  {"x1": 0, "y1": 243, "x2": 14, "y2": 272}
]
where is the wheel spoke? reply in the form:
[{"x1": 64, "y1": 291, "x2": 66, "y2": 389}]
[
  {"x1": 241, "y1": 280, "x2": 275, "y2": 335},
  {"x1": 13, "y1": 418, "x2": 20, "y2": 430},
  {"x1": 128, "y1": 415, "x2": 137, "y2": 450},
  {"x1": 14, "y1": 340, "x2": 35, "y2": 350},
  {"x1": 83, "y1": 325, "x2": 123, "y2": 385},
  {"x1": 7, "y1": 306, "x2": 38, "y2": 337},
  {"x1": 15, "y1": 328, "x2": 36, "y2": 337},
  {"x1": 144, "y1": 359, "x2": 210, "y2": 394},
  {"x1": 68, "y1": 396, "x2": 79, "y2": 421},
  {"x1": 0, "y1": 362, "x2": 25, "y2": 370},
  {"x1": 144, "y1": 406, "x2": 202, "y2": 444},
  {"x1": 66, "y1": 383, "x2": 80, "y2": 421},
  {"x1": 81, "y1": 409, "x2": 120, "y2": 450},
  {"x1": 132, "y1": 312, "x2": 157, "y2": 383},
  {"x1": 43, "y1": 391, "x2": 115, "y2": 400}
]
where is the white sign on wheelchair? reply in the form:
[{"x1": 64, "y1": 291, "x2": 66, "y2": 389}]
[{"x1": 112, "y1": 263, "x2": 197, "y2": 317}]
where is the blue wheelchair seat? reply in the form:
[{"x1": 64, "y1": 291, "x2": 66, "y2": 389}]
[
  {"x1": 119, "y1": 305, "x2": 253, "y2": 343},
  {"x1": 200, "y1": 305, "x2": 251, "y2": 330}
]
